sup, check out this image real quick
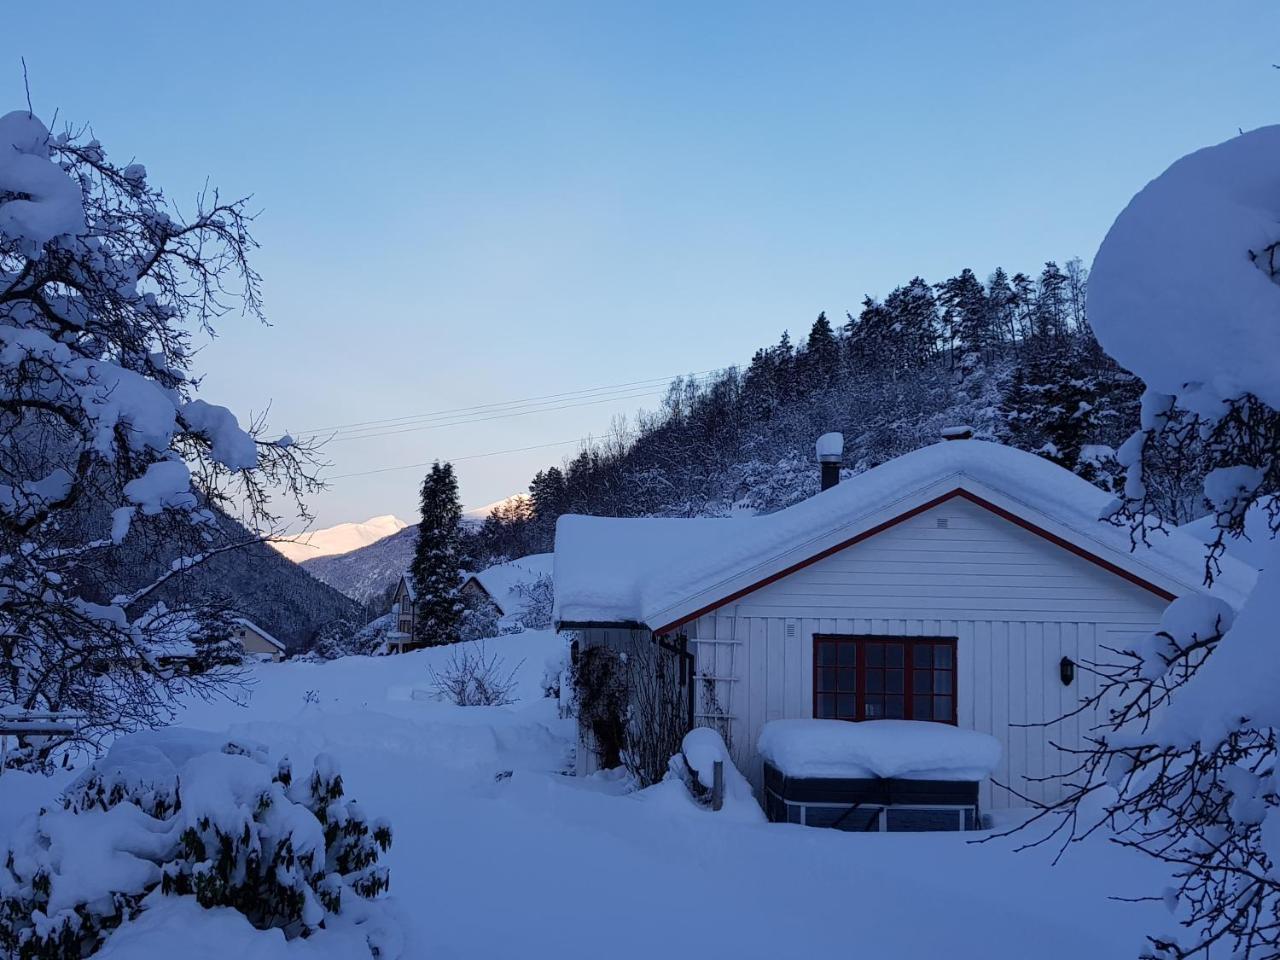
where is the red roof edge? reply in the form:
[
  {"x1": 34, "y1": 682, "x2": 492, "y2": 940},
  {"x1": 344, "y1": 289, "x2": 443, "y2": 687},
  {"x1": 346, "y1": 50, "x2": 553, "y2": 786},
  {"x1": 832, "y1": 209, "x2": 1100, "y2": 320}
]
[{"x1": 653, "y1": 487, "x2": 1176, "y2": 635}]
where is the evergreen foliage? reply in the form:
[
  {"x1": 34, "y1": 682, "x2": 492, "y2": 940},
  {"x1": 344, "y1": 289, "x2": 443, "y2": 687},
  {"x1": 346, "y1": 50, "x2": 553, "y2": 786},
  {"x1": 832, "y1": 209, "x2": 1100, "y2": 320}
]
[
  {"x1": 0, "y1": 737, "x2": 395, "y2": 959},
  {"x1": 410, "y1": 462, "x2": 464, "y2": 645},
  {"x1": 469, "y1": 257, "x2": 1191, "y2": 565}
]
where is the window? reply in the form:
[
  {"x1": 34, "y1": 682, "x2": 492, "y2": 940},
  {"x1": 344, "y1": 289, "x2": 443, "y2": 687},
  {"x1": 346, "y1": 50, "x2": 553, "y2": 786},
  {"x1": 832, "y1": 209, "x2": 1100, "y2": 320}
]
[{"x1": 813, "y1": 636, "x2": 957, "y2": 724}]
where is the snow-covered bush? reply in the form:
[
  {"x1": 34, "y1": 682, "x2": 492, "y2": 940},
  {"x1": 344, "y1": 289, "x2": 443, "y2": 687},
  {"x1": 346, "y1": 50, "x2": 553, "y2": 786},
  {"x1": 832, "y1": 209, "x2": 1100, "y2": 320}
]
[
  {"x1": 1017, "y1": 126, "x2": 1280, "y2": 959},
  {"x1": 427, "y1": 642, "x2": 522, "y2": 706},
  {"x1": 312, "y1": 614, "x2": 392, "y2": 660},
  {"x1": 457, "y1": 594, "x2": 503, "y2": 643},
  {"x1": 0, "y1": 107, "x2": 320, "y2": 760},
  {"x1": 510, "y1": 574, "x2": 554, "y2": 630},
  {"x1": 0, "y1": 731, "x2": 397, "y2": 959}
]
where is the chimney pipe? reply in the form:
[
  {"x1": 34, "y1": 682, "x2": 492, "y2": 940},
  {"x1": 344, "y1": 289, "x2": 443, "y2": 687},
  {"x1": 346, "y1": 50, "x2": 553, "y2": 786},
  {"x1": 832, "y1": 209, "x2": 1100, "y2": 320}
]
[{"x1": 816, "y1": 432, "x2": 844, "y2": 491}]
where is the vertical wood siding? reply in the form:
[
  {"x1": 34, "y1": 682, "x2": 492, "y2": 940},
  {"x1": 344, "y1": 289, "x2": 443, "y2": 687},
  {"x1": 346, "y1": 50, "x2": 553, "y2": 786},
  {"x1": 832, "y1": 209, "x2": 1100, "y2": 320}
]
[{"x1": 683, "y1": 498, "x2": 1166, "y2": 810}]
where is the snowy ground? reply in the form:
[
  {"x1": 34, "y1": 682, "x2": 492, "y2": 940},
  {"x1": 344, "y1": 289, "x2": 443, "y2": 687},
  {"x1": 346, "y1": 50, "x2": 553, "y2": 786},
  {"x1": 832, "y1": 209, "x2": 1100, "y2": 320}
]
[{"x1": 1, "y1": 630, "x2": 1171, "y2": 959}]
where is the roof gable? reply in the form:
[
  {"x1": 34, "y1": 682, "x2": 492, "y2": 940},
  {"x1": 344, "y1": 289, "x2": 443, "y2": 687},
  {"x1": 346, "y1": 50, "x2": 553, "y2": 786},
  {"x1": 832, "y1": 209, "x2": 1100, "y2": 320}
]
[{"x1": 554, "y1": 441, "x2": 1257, "y2": 631}]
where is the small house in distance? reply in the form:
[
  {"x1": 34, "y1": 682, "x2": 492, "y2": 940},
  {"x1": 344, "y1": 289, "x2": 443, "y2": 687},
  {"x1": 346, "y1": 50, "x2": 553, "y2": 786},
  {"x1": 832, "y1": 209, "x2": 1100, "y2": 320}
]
[
  {"x1": 384, "y1": 574, "x2": 423, "y2": 654},
  {"x1": 231, "y1": 617, "x2": 287, "y2": 662},
  {"x1": 554, "y1": 433, "x2": 1257, "y2": 812}
]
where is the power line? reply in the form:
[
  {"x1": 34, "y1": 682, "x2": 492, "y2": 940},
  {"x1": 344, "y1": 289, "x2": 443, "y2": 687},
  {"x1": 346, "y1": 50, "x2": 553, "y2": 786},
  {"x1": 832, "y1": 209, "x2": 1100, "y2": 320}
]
[
  {"x1": 326, "y1": 436, "x2": 592, "y2": 481},
  {"x1": 299, "y1": 367, "x2": 729, "y2": 436},
  {"x1": 323, "y1": 383, "x2": 706, "y2": 444}
]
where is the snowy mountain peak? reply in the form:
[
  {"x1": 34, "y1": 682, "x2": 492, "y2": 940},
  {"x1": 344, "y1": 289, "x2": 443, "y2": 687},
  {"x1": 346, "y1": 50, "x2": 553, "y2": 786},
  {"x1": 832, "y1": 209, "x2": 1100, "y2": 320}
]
[{"x1": 270, "y1": 514, "x2": 409, "y2": 564}]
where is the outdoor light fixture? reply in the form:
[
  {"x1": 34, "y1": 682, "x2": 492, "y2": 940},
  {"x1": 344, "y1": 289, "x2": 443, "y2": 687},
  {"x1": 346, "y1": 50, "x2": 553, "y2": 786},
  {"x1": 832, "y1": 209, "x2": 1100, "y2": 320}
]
[{"x1": 1060, "y1": 656, "x2": 1076, "y2": 687}]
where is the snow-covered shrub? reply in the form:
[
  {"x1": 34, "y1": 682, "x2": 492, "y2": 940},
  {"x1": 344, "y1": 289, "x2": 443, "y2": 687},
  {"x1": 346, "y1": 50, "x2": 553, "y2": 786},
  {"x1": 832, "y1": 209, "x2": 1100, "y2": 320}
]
[
  {"x1": 457, "y1": 594, "x2": 503, "y2": 643},
  {"x1": 0, "y1": 731, "x2": 397, "y2": 959},
  {"x1": 510, "y1": 574, "x2": 554, "y2": 630},
  {"x1": 427, "y1": 642, "x2": 523, "y2": 706},
  {"x1": 312, "y1": 614, "x2": 392, "y2": 660}
]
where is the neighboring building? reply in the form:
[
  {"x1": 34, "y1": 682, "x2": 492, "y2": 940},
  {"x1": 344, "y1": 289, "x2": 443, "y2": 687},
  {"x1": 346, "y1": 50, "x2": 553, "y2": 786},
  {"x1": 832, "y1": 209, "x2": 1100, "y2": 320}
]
[
  {"x1": 553, "y1": 434, "x2": 1257, "y2": 811},
  {"x1": 384, "y1": 573, "x2": 424, "y2": 654},
  {"x1": 232, "y1": 617, "x2": 287, "y2": 662},
  {"x1": 460, "y1": 553, "x2": 554, "y2": 622}
]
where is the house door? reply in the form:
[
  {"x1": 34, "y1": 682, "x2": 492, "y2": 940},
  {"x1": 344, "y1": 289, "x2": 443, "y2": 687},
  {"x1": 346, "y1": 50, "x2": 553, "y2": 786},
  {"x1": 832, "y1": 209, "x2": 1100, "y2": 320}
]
[{"x1": 812, "y1": 635, "x2": 957, "y2": 724}]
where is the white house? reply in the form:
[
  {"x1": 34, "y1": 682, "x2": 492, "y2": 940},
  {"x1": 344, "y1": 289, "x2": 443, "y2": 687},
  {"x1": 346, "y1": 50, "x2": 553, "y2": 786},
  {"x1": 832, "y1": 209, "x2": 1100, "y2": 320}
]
[
  {"x1": 553, "y1": 434, "x2": 1256, "y2": 811},
  {"x1": 231, "y1": 617, "x2": 287, "y2": 662}
]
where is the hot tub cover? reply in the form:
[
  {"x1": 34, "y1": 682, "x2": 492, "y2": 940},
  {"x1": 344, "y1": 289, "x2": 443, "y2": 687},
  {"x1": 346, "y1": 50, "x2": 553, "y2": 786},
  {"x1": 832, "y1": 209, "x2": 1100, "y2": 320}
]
[{"x1": 758, "y1": 719, "x2": 1001, "y2": 782}]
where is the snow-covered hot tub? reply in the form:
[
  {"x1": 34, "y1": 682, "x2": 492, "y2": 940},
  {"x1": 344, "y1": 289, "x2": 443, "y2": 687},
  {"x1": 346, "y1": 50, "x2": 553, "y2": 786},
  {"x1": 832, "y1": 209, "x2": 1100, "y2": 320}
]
[{"x1": 757, "y1": 720, "x2": 1002, "y2": 832}]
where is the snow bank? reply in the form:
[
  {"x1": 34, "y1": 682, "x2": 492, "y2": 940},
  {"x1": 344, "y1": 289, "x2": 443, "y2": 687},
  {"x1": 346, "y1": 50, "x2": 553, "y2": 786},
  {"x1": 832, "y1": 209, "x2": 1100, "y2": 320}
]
[
  {"x1": 1089, "y1": 125, "x2": 1280, "y2": 413},
  {"x1": 758, "y1": 719, "x2": 1002, "y2": 781},
  {"x1": 555, "y1": 440, "x2": 1256, "y2": 626}
]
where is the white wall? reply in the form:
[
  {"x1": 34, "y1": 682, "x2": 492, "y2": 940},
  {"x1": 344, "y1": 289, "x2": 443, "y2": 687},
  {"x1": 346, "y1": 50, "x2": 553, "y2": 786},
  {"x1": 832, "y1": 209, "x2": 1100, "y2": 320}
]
[{"x1": 685, "y1": 497, "x2": 1168, "y2": 810}]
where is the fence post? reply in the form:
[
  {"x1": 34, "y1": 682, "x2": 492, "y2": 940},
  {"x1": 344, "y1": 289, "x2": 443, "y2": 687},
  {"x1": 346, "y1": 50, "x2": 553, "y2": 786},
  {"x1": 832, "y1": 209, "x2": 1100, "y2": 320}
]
[{"x1": 712, "y1": 759, "x2": 724, "y2": 811}]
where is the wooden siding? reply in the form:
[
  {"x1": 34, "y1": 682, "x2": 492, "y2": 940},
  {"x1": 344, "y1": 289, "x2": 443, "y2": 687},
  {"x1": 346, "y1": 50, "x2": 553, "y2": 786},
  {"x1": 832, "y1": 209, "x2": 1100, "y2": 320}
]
[{"x1": 683, "y1": 498, "x2": 1167, "y2": 810}]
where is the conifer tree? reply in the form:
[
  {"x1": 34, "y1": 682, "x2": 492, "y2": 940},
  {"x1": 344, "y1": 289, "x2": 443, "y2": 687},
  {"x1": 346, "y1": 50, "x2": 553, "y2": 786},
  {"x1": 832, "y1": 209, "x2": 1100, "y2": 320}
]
[
  {"x1": 411, "y1": 461, "x2": 464, "y2": 645},
  {"x1": 803, "y1": 312, "x2": 839, "y2": 387}
]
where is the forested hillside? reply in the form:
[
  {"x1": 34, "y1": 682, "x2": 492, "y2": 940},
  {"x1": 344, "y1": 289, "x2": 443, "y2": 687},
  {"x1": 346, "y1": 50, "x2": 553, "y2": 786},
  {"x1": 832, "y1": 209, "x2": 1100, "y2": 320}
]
[
  {"x1": 470, "y1": 259, "x2": 1204, "y2": 563},
  {"x1": 302, "y1": 523, "x2": 417, "y2": 607}
]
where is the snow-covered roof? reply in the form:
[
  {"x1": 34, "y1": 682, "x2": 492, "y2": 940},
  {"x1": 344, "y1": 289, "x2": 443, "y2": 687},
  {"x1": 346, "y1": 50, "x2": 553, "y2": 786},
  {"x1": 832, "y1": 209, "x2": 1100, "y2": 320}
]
[
  {"x1": 232, "y1": 616, "x2": 286, "y2": 652},
  {"x1": 465, "y1": 553, "x2": 553, "y2": 617},
  {"x1": 553, "y1": 440, "x2": 1257, "y2": 631},
  {"x1": 399, "y1": 572, "x2": 416, "y2": 602}
]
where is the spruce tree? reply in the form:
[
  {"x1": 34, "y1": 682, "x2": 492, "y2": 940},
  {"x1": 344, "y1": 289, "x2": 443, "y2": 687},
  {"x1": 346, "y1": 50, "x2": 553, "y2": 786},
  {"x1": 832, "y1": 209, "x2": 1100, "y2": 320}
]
[
  {"x1": 411, "y1": 461, "x2": 464, "y2": 645},
  {"x1": 803, "y1": 312, "x2": 840, "y2": 388}
]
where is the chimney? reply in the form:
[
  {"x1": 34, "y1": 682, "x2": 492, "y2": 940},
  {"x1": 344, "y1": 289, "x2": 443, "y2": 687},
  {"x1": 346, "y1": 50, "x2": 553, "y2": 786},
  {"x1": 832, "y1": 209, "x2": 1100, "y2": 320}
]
[
  {"x1": 816, "y1": 432, "x2": 844, "y2": 491},
  {"x1": 940, "y1": 425, "x2": 974, "y2": 441}
]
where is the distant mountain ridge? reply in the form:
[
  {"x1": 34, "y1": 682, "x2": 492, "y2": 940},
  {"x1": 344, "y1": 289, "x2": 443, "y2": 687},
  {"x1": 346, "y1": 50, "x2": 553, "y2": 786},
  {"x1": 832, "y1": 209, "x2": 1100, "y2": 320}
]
[
  {"x1": 270, "y1": 514, "x2": 408, "y2": 563},
  {"x1": 301, "y1": 523, "x2": 418, "y2": 605}
]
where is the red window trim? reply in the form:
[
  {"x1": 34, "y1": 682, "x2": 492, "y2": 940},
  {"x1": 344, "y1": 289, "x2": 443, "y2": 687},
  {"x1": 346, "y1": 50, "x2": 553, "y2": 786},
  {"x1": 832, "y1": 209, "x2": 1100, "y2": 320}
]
[{"x1": 812, "y1": 634, "x2": 959, "y2": 725}]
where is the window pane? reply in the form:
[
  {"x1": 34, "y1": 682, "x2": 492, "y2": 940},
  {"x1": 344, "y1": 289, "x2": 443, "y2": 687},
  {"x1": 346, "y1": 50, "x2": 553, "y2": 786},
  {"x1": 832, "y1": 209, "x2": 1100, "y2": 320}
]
[
  {"x1": 818, "y1": 694, "x2": 836, "y2": 718},
  {"x1": 934, "y1": 695, "x2": 953, "y2": 721},
  {"x1": 913, "y1": 695, "x2": 933, "y2": 720},
  {"x1": 913, "y1": 644, "x2": 932, "y2": 668},
  {"x1": 934, "y1": 671, "x2": 954, "y2": 695},
  {"x1": 817, "y1": 642, "x2": 836, "y2": 666},
  {"x1": 837, "y1": 694, "x2": 856, "y2": 719},
  {"x1": 886, "y1": 669, "x2": 904, "y2": 694},
  {"x1": 913, "y1": 671, "x2": 932, "y2": 694},
  {"x1": 837, "y1": 643, "x2": 856, "y2": 666},
  {"x1": 886, "y1": 644, "x2": 904, "y2": 667},
  {"x1": 935, "y1": 645, "x2": 953, "y2": 669},
  {"x1": 884, "y1": 696, "x2": 905, "y2": 719},
  {"x1": 818, "y1": 667, "x2": 836, "y2": 691},
  {"x1": 837, "y1": 667, "x2": 855, "y2": 691},
  {"x1": 866, "y1": 672, "x2": 883, "y2": 694},
  {"x1": 864, "y1": 696, "x2": 884, "y2": 718},
  {"x1": 865, "y1": 643, "x2": 884, "y2": 667}
]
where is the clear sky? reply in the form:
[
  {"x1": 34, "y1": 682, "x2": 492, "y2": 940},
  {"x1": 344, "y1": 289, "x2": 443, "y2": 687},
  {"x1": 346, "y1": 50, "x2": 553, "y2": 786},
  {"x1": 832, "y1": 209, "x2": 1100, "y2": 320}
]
[{"x1": 5, "y1": 2, "x2": 1278, "y2": 529}]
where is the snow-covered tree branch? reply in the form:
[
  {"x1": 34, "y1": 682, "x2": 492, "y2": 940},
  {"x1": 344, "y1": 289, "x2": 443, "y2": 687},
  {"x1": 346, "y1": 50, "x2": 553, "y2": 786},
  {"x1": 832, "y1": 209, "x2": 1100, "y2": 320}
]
[
  {"x1": 1013, "y1": 127, "x2": 1280, "y2": 959},
  {"x1": 0, "y1": 107, "x2": 322, "y2": 763}
]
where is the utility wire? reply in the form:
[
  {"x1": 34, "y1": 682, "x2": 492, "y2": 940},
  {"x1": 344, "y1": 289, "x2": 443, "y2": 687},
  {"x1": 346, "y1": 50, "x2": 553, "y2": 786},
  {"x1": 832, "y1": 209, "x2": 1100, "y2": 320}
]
[
  {"x1": 323, "y1": 384, "x2": 698, "y2": 444},
  {"x1": 327, "y1": 437, "x2": 592, "y2": 480},
  {"x1": 299, "y1": 367, "x2": 728, "y2": 436}
]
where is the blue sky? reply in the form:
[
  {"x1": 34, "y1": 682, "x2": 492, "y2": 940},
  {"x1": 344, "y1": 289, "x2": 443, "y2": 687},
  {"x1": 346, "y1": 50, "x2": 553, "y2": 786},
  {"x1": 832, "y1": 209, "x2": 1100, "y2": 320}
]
[{"x1": 6, "y1": 3, "x2": 1278, "y2": 528}]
